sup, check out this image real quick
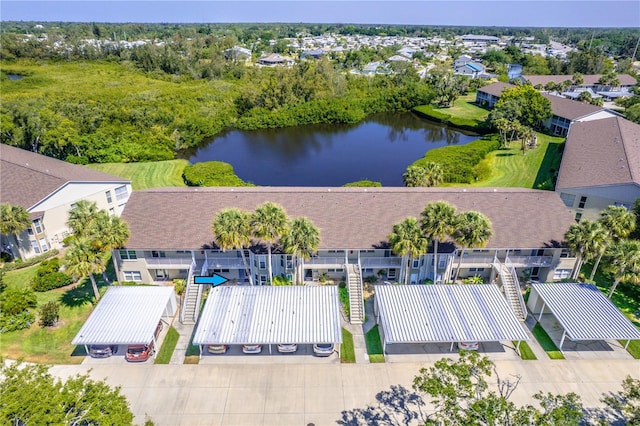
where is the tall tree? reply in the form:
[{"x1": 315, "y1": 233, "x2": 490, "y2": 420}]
[
  {"x1": 421, "y1": 201, "x2": 456, "y2": 282},
  {"x1": 66, "y1": 200, "x2": 100, "y2": 238},
  {"x1": 0, "y1": 203, "x2": 31, "y2": 258},
  {"x1": 63, "y1": 237, "x2": 105, "y2": 301},
  {"x1": 451, "y1": 211, "x2": 493, "y2": 282},
  {"x1": 564, "y1": 220, "x2": 609, "y2": 280},
  {"x1": 281, "y1": 216, "x2": 320, "y2": 285},
  {"x1": 251, "y1": 202, "x2": 289, "y2": 284},
  {"x1": 605, "y1": 239, "x2": 640, "y2": 299},
  {"x1": 590, "y1": 205, "x2": 636, "y2": 280},
  {"x1": 388, "y1": 217, "x2": 429, "y2": 285},
  {"x1": 211, "y1": 208, "x2": 254, "y2": 286},
  {"x1": 494, "y1": 84, "x2": 552, "y2": 130}
]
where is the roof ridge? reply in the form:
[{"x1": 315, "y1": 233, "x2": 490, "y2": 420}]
[{"x1": 616, "y1": 116, "x2": 639, "y2": 183}]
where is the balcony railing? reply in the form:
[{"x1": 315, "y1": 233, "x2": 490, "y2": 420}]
[
  {"x1": 360, "y1": 257, "x2": 403, "y2": 268},
  {"x1": 457, "y1": 255, "x2": 495, "y2": 266},
  {"x1": 206, "y1": 258, "x2": 245, "y2": 269},
  {"x1": 305, "y1": 257, "x2": 345, "y2": 266},
  {"x1": 145, "y1": 257, "x2": 193, "y2": 268},
  {"x1": 507, "y1": 256, "x2": 553, "y2": 267}
]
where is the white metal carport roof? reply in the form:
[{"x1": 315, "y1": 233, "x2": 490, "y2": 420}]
[
  {"x1": 193, "y1": 286, "x2": 342, "y2": 345},
  {"x1": 374, "y1": 284, "x2": 529, "y2": 345},
  {"x1": 530, "y1": 283, "x2": 640, "y2": 348},
  {"x1": 72, "y1": 286, "x2": 177, "y2": 345}
]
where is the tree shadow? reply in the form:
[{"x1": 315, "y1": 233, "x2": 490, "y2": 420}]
[
  {"x1": 582, "y1": 400, "x2": 626, "y2": 426},
  {"x1": 59, "y1": 276, "x2": 99, "y2": 308},
  {"x1": 337, "y1": 384, "x2": 428, "y2": 426},
  {"x1": 496, "y1": 153, "x2": 516, "y2": 157},
  {"x1": 533, "y1": 140, "x2": 564, "y2": 189}
]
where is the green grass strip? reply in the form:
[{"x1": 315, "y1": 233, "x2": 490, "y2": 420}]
[
  {"x1": 532, "y1": 323, "x2": 565, "y2": 359},
  {"x1": 341, "y1": 328, "x2": 356, "y2": 363},
  {"x1": 86, "y1": 160, "x2": 189, "y2": 190},
  {"x1": 620, "y1": 339, "x2": 640, "y2": 359},
  {"x1": 154, "y1": 326, "x2": 179, "y2": 364},
  {"x1": 514, "y1": 340, "x2": 537, "y2": 360},
  {"x1": 365, "y1": 325, "x2": 385, "y2": 363}
]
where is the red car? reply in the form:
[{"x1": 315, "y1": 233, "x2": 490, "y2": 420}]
[{"x1": 125, "y1": 321, "x2": 163, "y2": 362}]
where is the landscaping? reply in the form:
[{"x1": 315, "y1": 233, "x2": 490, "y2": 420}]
[
  {"x1": 155, "y1": 326, "x2": 180, "y2": 364},
  {"x1": 413, "y1": 93, "x2": 490, "y2": 133},
  {"x1": 365, "y1": 325, "x2": 385, "y2": 363},
  {"x1": 532, "y1": 323, "x2": 565, "y2": 359},
  {"x1": 341, "y1": 327, "x2": 356, "y2": 363},
  {"x1": 515, "y1": 340, "x2": 537, "y2": 360},
  {"x1": 86, "y1": 159, "x2": 189, "y2": 190}
]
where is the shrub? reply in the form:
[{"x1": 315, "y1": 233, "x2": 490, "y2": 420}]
[
  {"x1": 0, "y1": 249, "x2": 60, "y2": 273},
  {"x1": 0, "y1": 287, "x2": 37, "y2": 316},
  {"x1": 272, "y1": 275, "x2": 291, "y2": 286},
  {"x1": 31, "y1": 258, "x2": 73, "y2": 292},
  {"x1": 338, "y1": 286, "x2": 350, "y2": 317},
  {"x1": 0, "y1": 310, "x2": 35, "y2": 333},
  {"x1": 172, "y1": 278, "x2": 186, "y2": 295},
  {"x1": 39, "y1": 301, "x2": 60, "y2": 327},
  {"x1": 182, "y1": 161, "x2": 253, "y2": 187},
  {"x1": 338, "y1": 281, "x2": 347, "y2": 289},
  {"x1": 364, "y1": 275, "x2": 377, "y2": 284},
  {"x1": 318, "y1": 273, "x2": 329, "y2": 283},
  {"x1": 462, "y1": 275, "x2": 484, "y2": 284},
  {"x1": 342, "y1": 180, "x2": 382, "y2": 187}
]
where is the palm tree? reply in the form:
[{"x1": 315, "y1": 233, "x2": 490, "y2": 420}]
[
  {"x1": 423, "y1": 162, "x2": 444, "y2": 187},
  {"x1": 605, "y1": 239, "x2": 640, "y2": 299},
  {"x1": 590, "y1": 206, "x2": 636, "y2": 280},
  {"x1": 251, "y1": 202, "x2": 289, "y2": 284},
  {"x1": 0, "y1": 203, "x2": 31, "y2": 258},
  {"x1": 403, "y1": 165, "x2": 428, "y2": 187},
  {"x1": 67, "y1": 200, "x2": 99, "y2": 238},
  {"x1": 565, "y1": 220, "x2": 609, "y2": 281},
  {"x1": 281, "y1": 217, "x2": 320, "y2": 285},
  {"x1": 388, "y1": 217, "x2": 429, "y2": 285},
  {"x1": 451, "y1": 211, "x2": 493, "y2": 282},
  {"x1": 91, "y1": 212, "x2": 130, "y2": 284},
  {"x1": 64, "y1": 238, "x2": 105, "y2": 301},
  {"x1": 421, "y1": 201, "x2": 456, "y2": 282},
  {"x1": 212, "y1": 208, "x2": 254, "y2": 286}
]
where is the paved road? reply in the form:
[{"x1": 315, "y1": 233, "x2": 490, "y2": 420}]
[{"x1": 50, "y1": 358, "x2": 639, "y2": 426}]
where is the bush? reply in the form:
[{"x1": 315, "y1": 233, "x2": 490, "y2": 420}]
[
  {"x1": 39, "y1": 301, "x2": 60, "y2": 327},
  {"x1": 172, "y1": 278, "x2": 186, "y2": 295},
  {"x1": 318, "y1": 273, "x2": 329, "y2": 283},
  {"x1": 0, "y1": 286, "x2": 37, "y2": 316},
  {"x1": 272, "y1": 275, "x2": 291, "y2": 286},
  {"x1": 364, "y1": 275, "x2": 377, "y2": 284},
  {"x1": 0, "y1": 249, "x2": 60, "y2": 273},
  {"x1": 338, "y1": 281, "x2": 347, "y2": 289},
  {"x1": 31, "y1": 258, "x2": 73, "y2": 292},
  {"x1": 342, "y1": 180, "x2": 382, "y2": 187},
  {"x1": 338, "y1": 286, "x2": 350, "y2": 317},
  {"x1": 182, "y1": 161, "x2": 253, "y2": 187},
  {"x1": 0, "y1": 310, "x2": 35, "y2": 333}
]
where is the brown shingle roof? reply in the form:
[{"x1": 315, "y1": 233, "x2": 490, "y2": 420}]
[
  {"x1": 523, "y1": 74, "x2": 637, "y2": 86},
  {"x1": 0, "y1": 144, "x2": 129, "y2": 209},
  {"x1": 121, "y1": 187, "x2": 574, "y2": 251},
  {"x1": 477, "y1": 82, "x2": 513, "y2": 97},
  {"x1": 556, "y1": 116, "x2": 640, "y2": 190},
  {"x1": 542, "y1": 93, "x2": 604, "y2": 121}
]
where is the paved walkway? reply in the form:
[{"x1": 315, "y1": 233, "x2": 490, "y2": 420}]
[
  {"x1": 170, "y1": 319, "x2": 195, "y2": 365},
  {"x1": 342, "y1": 297, "x2": 377, "y2": 364}
]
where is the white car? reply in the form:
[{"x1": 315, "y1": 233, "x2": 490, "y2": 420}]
[
  {"x1": 457, "y1": 341, "x2": 479, "y2": 351},
  {"x1": 277, "y1": 343, "x2": 298, "y2": 353},
  {"x1": 313, "y1": 343, "x2": 335, "y2": 357},
  {"x1": 242, "y1": 344, "x2": 262, "y2": 354}
]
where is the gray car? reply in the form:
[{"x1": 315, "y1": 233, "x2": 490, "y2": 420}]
[{"x1": 89, "y1": 345, "x2": 118, "y2": 358}]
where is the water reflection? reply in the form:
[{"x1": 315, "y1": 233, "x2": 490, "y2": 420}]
[{"x1": 186, "y1": 112, "x2": 479, "y2": 186}]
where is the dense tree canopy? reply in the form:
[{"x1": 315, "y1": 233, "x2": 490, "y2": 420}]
[{"x1": 494, "y1": 85, "x2": 552, "y2": 130}]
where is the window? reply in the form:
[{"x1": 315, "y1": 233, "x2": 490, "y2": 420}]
[
  {"x1": 258, "y1": 255, "x2": 266, "y2": 269},
  {"x1": 438, "y1": 257, "x2": 447, "y2": 268},
  {"x1": 260, "y1": 275, "x2": 267, "y2": 285},
  {"x1": 123, "y1": 271, "x2": 142, "y2": 281},
  {"x1": 412, "y1": 260, "x2": 419, "y2": 268},
  {"x1": 30, "y1": 240, "x2": 40, "y2": 254},
  {"x1": 560, "y1": 248, "x2": 570, "y2": 258},
  {"x1": 213, "y1": 268, "x2": 230, "y2": 273},
  {"x1": 559, "y1": 193, "x2": 576, "y2": 208},
  {"x1": 117, "y1": 203, "x2": 126, "y2": 214},
  {"x1": 119, "y1": 250, "x2": 137, "y2": 260},
  {"x1": 39, "y1": 238, "x2": 48, "y2": 252},
  {"x1": 469, "y1": 267, "x2": 485, "y2": 272},
  {"x1": 363, "y1": 268, "x2": 373, "y2": 273},
  {"x1": 387, "y1": 269, "x2": 396, "y2": 279},
  {"x1": 115, "y1": 185, "x2": 129, "y2": 201},
  {"x1": 33, "y1": 219, "x2": 44, "y2": 234},
  {"x1": 151, "y1": 251, "x2": 166, "y2": 258},
  {"x1": 575, "y1": 212, "x2": 582, "y2": 222},
  {"x1": 27, "y1": 228, "x2": 33, "y2": 235},
  {"x1": 105, "y1": 190, "x2": 112, "y2": 203},
  {"x1": 108, "y1": 207, "x2": 115, "y2": 216},
  {"x1": 553, "y1": 269, "x2": 572, "y2": 280},
  {"x1": 578, "y1": 196, "x2": 587, "y2": 209},
  {"x1": 177, "y1": 250, "x2": 189, "y2": 254}
]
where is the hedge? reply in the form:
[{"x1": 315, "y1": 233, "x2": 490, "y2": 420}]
[
  {"x1": 342, "y1": 180, "x2": 382, "y2": 187},
  {"x1": 0, "y1": 249, "x2": 60, "y2": 273},
  {"x1": 413, "y1": 105, "x2": 490, "y2": 134},
  {"x1": 182, "y1": 161, "x2": 254, "y2": 187},
  {"x1": 412, "y1": 135, "x2": 501, "y2": 184}
]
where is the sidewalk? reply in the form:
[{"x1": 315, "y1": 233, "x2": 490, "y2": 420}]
[
  {"x1": 169, "y1": 318, "x2": 195, "y2": 365},
  {"x1": 342, "y1": 297, "x2": 378, "y2": 364},
  {"x1": 524, "y1": 314, "x2": 549, "y2": 360}
]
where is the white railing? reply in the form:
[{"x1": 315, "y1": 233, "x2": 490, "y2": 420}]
[
  {"x1": 360, "y1": 257, "x2": 403, "y2": 268},
  {"x1": 146, "y1": 257, "x2": 193, "y2": 267},
  {"x1": 305, "y1": 257, "x2": 345, "y2": 266},
  {"x1": 457, "y1": 255, "x2": 495, "y2": 265},
  {"x1": 507, "y1": 256, "x2": 553, "y2": 267},
  {"x1": 180, "y1": 259, "x2": 197, "y2": 324},
  {"x1": 204, "y1": 257, "x2": 245, "y2": 268},
  {"x1": 505, "y1": 257, "x2": 527, "y2": 319}
]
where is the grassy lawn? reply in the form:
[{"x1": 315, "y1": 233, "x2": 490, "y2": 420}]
[
  {"x1": 515, "y1": 340, "x2": 537, "y2": 360},
  {"x1": 155, "y1": 326, "x2": 180, "y2": 364},
  {"x1": 439, "y1": 93, "x2": 490, "y2": 123},
  {"x1": 86, "y1": 159, "x2": 189, "y2": 190},
  {"x1": 471, "y1": 133, "x2": 565, "y2": 188},
  {"x1": 622, "y1": 340, "x2": 640, "y2": 359},
  {"x1": 341, "y1": 327, "x2": 356, "y2": 363},
  {"x1": 532, "y1": 323, "x2": 565, "y2": 359},
  {"x1": 414, "y1": 93, "x2": 489, "y2": 131},
  {"x1": 365, "y1": 325, "x2": 385, "y2": 363}
]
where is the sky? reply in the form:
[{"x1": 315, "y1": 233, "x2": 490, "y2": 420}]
[{"x1": 1, "y1": 1, "x2": 639, "y2": 28}]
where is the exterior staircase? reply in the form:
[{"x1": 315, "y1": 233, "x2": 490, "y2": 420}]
[
  {"x1": 347, "y1": 264, "x2": 365, "y2": 325},
  {"x1": 180, "y1": 260, "x2": 204, "y2": 325},
  {"x1": 494, "y1": 259, "x2": 527, "y2": 322}
]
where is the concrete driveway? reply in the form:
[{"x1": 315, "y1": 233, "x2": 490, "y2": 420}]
[{"x1": 50, "y1": 358, "x2": 640, "y2": 426}]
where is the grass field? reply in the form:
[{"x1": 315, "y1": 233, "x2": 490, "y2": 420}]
[
  {"x1": 532, "y1": 323, "x2": 565, "y2": 360},
  {"x1": 341, "y1": 328, "x2": 356, "y2": 363},
  {"x1": 365, "y1": 325, "x2": 385, "y2": 363},
  {"x1": 471, "y1": 133, "x2": 565, "y2": 188},
  {"x1": 439, "y1": 93, "x2": 491, "y2": 123},
  {"x1": 86, "y1": 159, "x2": 189, "y2": 190}
]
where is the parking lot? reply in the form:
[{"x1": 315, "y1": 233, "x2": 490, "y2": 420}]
[
  {"x1": 382, "y1": 340, "x2": 523, "y2": 363},
  {"x1": 199, "y1": 344, "x2": 341, "y2": 364}
]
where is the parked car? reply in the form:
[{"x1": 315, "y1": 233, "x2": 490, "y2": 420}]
[
  {"x1": 457, "y1": 341, "x2": 479, "y2": 351},
  {"x1": 277, "y1": 343, "x2": 298, "y2": 353},
  {"x1": 125, "y1": 321, "x2": 163, "y2": 362},
  {"x1": 242, "y1": 344, "x2": 262, "y2": 354},
  {"x1": 207, "y1": 344, "x2": 228, "y2": 354},
  {"x1": 125, "y1": 343, "x2": 154, "y2": 362},
  {"x1": 88, "y1": 344, "x2": 118, "y2": 358},
  {"x1": 313, "y1": 343, "x2": 334, "y2": 357}
]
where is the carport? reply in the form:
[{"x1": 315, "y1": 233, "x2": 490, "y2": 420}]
[
  {"x1": 193, "y1": 286, "x2": 342, "y2": 357},
  {"x1": 72, "y1": 286, "x2": 177, "y2": 356},
  {"x1": 527, "y1": 282, "x2": 640, "y2": 351},
  {"x1": 374, "y1": 284, "x2": 529, "y2": 354}
]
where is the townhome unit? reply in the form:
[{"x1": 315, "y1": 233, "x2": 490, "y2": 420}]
[
  {"x1": 556, "y1": 116, "x2": 640, "y2": 222},
  {"x1": 521, "y1": 74, "x2": 638, "y2": 93},
  {"x1": 115, "y1": 187, "x2": 576, "y2": 289},
  {"x1": 0, "y1": 144, "x2": 132, "y2": 260}
]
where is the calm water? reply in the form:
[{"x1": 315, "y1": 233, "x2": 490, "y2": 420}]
[{"x1": 186, "y1": 112, "x2": 480, "y2": 186}]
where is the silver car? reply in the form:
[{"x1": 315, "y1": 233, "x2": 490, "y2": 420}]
[
  {"x1": 277, "y1": 343, "x2": 298, "y2": 353},
  {"x1": 313, "y1": 343, "x2": 334, "y2": 357},
  {"x1": 242, "y1": 344, "x2": 262, "y2": 354}
]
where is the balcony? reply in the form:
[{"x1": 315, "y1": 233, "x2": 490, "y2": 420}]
[
  {"x1": 206, "y1": 257, "x2": 245, "y2": 269},
  {"x1": 507, "y1": 256, "x2": 553, "y2": 267},
  {"x1": 145, "y1": 257, "x2": 193, "y2": 269},
  {"x1": 360, "y1": 257, "x2": 403, "y2": 268},
  {"x1": 457, "y1": 255, "x2": 495, "y2": 266},
  {"x1": 304, "y1": 257, "x2": 345, "y2": 267}
]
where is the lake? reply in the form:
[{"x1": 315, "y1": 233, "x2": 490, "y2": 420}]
[{"x1": 186, "y1": 112, "x2": 480, "y2": 186}]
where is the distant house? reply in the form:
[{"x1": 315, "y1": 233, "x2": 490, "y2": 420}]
[
  {"x1": 258, "y1": 53, "x2": 294, "y2": 67},
  {"x1": 300, "y1": 49, "x2": 326, "y2": 60},
  {"x1": 397, "y1": 46, "x2": 418, "y2": 59},
  {"x1": 507, "y1": 63, "x2": 523, "y2": 79},
  {"x1": 461, "y1": 34, "x2": 499, "y2": 44},
  {"x1": 555, "y1": 117, "x2": 640, "y2": 221},
  {"x1": 453, "y1": 54, "x2": 473, "y2": 68},
  {"x1": 454, "y1": 62, "x2": 486, "y2": 78},
  {"x1": 0, "y1": 145, "x2": 132, "y2": 260},
  {"x1": 224, "y1": 46, "x2": 252, "y2": 62},
  {"x1": 387, "y1": 54, "x2": 411, "y2": 63}
]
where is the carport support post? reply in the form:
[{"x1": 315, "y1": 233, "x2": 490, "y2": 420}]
[
  {"x1": 450, "y1": 342, "x2": 454, "y2": 352},
  {"x1": 559, "y1": 330, "x2": 566, "y2": 352},
  {"x1": 84, "y1": 344, "x2": 89, "y2": 355},
  {"x1": 516, "y1": 340, "x2": 522, "y2": 356},
  {"x1": 538, "y1": 303, "x2": 545, "y2": 322},
  {"x1": 625, "y1": 340, "x2": 631, "y2": 349},
  {"x1": 199, "y1": 344, "x2": 203, "y2": 360}
]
